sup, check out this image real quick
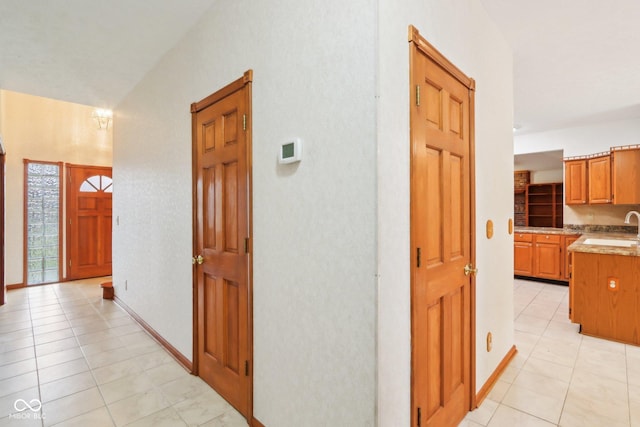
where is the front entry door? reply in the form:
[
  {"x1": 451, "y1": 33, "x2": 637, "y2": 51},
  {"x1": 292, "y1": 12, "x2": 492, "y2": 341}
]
[
  {"x1": 192, "y1": 71, "x2": 252, "y2": 418},
  {"x1": 410, "y1": 26, "x2": 476, "y2": 427},
  {"x1": 66, "y1": 164, "x2": 113, "y2": 280}
]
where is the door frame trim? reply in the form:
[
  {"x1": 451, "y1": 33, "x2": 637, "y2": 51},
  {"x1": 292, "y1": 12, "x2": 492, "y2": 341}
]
[
  {"x1": 408, "y1": 24, "x2": 478, "y2": 417},
  {"x1": 190, "y1": 70, "x2": 254, "y2": 419}
]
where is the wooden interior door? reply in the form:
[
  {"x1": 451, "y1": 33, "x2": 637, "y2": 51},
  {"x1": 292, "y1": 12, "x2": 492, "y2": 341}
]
[
  {"x1": 192, "y1": 71, "x2": 252, "y2": 418},
  {"x1": 66, "y1": 165, "x2": 113, "y2": 280},
  {"x1": 410, "y1": 26, "x2": 475, "y2": 427}
]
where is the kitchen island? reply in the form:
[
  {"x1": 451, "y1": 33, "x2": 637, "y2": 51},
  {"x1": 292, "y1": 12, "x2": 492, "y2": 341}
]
[{"x1": 569, "y1": 233, "x2": 640, "y2": 345}]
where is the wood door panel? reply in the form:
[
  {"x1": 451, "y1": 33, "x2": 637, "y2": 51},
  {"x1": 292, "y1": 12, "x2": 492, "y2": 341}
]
[
  {"x1": 424, "y1": 81, "x2": 443, "y2": 128},
  {"x1": 203, "y1": 166, "x2": 217, "y2": 249},
  {"x1": 203, "y1": 275, "x2": 219, "y2": 358},
  {"x1": 426, "y1": 301, "x2": 442, "y2": 418},
  {"x1": 224, "y1": 162, "x2": 239, "y2": 253},
  {"x1": 78, "y1": 197, "x2": 97, "y2": 210},
  {"x1": 449, "y1": 154, "x2": 463, "y2": 258},
  {"x1": 193, "y1": 72, "x2": 252, "y2": 419},
  {"x1": 424, "y1": 146, "x2": 443, "y2": 266},
  {"x1": 411, "y1": 27, "x2": 473, "y2": 427},
  {"x1": 224, "y1": 111, "x2": 238, "y2": 145},
  {"x1": 77, "y1": 216, "x2": 98, "y2": 266},
  {"x1": 449, "y1": 96, "x2": 463, "y2": 137}
]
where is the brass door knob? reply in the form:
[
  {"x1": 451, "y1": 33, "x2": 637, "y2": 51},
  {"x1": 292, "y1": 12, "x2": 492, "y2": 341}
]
[
  {"x1": 192, "y1": 255, "x2": 204, "y2": 265},
  {"x1": 464, "y1": 263, "x2": 478, "y2": 276}
]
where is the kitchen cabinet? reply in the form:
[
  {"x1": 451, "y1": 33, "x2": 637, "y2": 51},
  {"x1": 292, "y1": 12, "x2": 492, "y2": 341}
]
[
  {"x1": 564, "y1": 155, "x2": 612, "y2": 205},
  {"x1": 525, "y1": 183, "x2": 563, "y2": 228},
  {"x1": 533, "y1": 234, "x2": 562, "y2": 280},
  {"x1": 564, "y1": 235, "x2": 580, "y2": 281},
  {"x1": 514, "y1": 233, "x2": 533, "y2": 276},
  {"x1": 587, "y1": 154, "x2": 611, "y2": 204},
  {"x1": 565, "y1": 159, "x2": 587, "y2": 205},
  {"x1": 565, "y1": 144, "x2": 640, "y2": 205},
  {"x1": 612, "y1": 146, "x2": 640, "y2": 204},
  {"x1": 514, "y1": 232, "x2": 575, "y2": 282}
]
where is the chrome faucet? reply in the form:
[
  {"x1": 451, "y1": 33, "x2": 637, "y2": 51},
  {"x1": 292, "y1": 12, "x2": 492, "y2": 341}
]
[{"x1": 624, "y1": 210, "x2": 640, "y2": 240}]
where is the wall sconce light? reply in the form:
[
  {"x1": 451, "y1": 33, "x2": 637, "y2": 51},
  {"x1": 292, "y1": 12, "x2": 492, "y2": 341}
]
[{"x1": 92, "y1": 109, "x2": 113, "y2": 130}]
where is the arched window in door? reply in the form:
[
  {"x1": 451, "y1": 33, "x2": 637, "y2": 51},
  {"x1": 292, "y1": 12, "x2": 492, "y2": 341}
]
[{"x1": 79, "y1": 175, "x2": 113, "y2": 193}]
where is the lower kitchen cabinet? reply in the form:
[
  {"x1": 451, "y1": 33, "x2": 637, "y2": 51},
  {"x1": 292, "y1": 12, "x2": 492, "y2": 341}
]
[
  {"x1": 534, "y1": 234, "x2": 562, "y2": 280},
  {"x1": 514, "y1": 232, "x2": 579, "y2": 282},
  {"x1": 564, "y1": 235, "x2": 580, "y2": 281},
  {"x1": 514, "y1": 233, "x2": 533, "y2": 276}
]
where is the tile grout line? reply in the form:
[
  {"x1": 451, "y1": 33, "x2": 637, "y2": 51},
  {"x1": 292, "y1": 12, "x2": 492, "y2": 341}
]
[
  {"x1": 27, "y1": 288, "x2": 46, "y2": 427},
  {"x1": 55, "y1": 283, "x2": 120, "y2": 427}
]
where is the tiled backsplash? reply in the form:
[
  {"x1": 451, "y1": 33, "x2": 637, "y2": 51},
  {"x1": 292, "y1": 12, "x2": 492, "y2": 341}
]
[{"x1": 564, "y1": 224, "x2": 638, "y2": 234}]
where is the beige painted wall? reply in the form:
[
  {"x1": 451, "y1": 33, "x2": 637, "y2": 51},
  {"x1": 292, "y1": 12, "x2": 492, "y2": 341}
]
[{"x1": 0, "y1": 90, "x2": 112, "y2": 285}]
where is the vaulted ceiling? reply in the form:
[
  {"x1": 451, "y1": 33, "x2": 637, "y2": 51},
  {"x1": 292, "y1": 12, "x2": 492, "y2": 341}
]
[
  {"x1": 2, "y1": 1, "x2": 639, "y2": 135},
  {"x1": 0, "y1": 0, "x2": 217, "y2": 108},
  {"x1": 480, "y1": 0, "x2": 640, "y2": 134}
]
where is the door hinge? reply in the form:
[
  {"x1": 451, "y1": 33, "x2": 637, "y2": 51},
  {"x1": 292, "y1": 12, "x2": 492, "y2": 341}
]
[
  {"x1": 416, "y1": 247, "x2": 421, "y2": 268},
  {"x1": 416, "y1": 85, "x2": 421, "y2": 106},
  {"x1": 69, "y1": 219, "x2": 72, "y2": 225},
  {"x1": 417, "y1": 407, "x2": 421, "y2": 427},
  {"x1": 242, "y1": 114, "x2": 246, "y2": 131},
  {"x1": 244, "y1": 237, "x2": 250, "y2": 254},
  {"x1": 245, "y1": 360, "x2": 249, "y2": 376}
]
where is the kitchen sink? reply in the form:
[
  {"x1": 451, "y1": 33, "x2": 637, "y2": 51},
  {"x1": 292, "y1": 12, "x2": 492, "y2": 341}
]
[{"x1": 582, "y1": 238, "x2": 638, "y2": 247}]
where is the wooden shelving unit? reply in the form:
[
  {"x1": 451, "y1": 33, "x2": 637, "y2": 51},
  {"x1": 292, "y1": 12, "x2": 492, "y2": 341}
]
[{"x1": 525, "y1": 183, "x2": 563, "y2": 228}]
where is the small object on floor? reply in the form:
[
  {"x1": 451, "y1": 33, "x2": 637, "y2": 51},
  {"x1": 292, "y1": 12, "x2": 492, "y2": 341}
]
[{"x1": 100, "y1": 281, "x2": 114, "y2": 300}]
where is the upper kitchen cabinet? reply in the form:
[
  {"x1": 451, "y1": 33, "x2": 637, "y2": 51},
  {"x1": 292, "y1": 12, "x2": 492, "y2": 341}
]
[
  {"x1": 564, "y1": 153, "x2": 611, "y2": 205},
  {"x1": 612, "y1": 145, "x2": 640, "y2": 205},
  {"x1": 566, "y1": 145, "x2": 640, "y2": 205},
  {"x1": 587, "y1": 154, "x2": 612, "y2": 204},
  {"x1": 564, "y1": 159, "x2": 587, "y2": 205}
]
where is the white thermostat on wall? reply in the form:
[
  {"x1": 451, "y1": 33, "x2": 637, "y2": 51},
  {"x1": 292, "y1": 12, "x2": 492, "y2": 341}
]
[{"x1": 279, "y1": 138, "x2": 303, "y2": 164}]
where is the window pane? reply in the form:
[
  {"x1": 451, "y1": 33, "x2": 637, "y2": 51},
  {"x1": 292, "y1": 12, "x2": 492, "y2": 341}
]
[{"x1": 80, "y1": 181, "x2": 98, "y2": 192}]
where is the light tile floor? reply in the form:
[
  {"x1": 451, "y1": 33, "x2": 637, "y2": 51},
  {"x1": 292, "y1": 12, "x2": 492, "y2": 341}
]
[
  {"x1": 461, "y1": 278, "x2": 640, "y2": 427},
  {"x1": 0, "y1": 278, "x2": 246, "y2": 427}
]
